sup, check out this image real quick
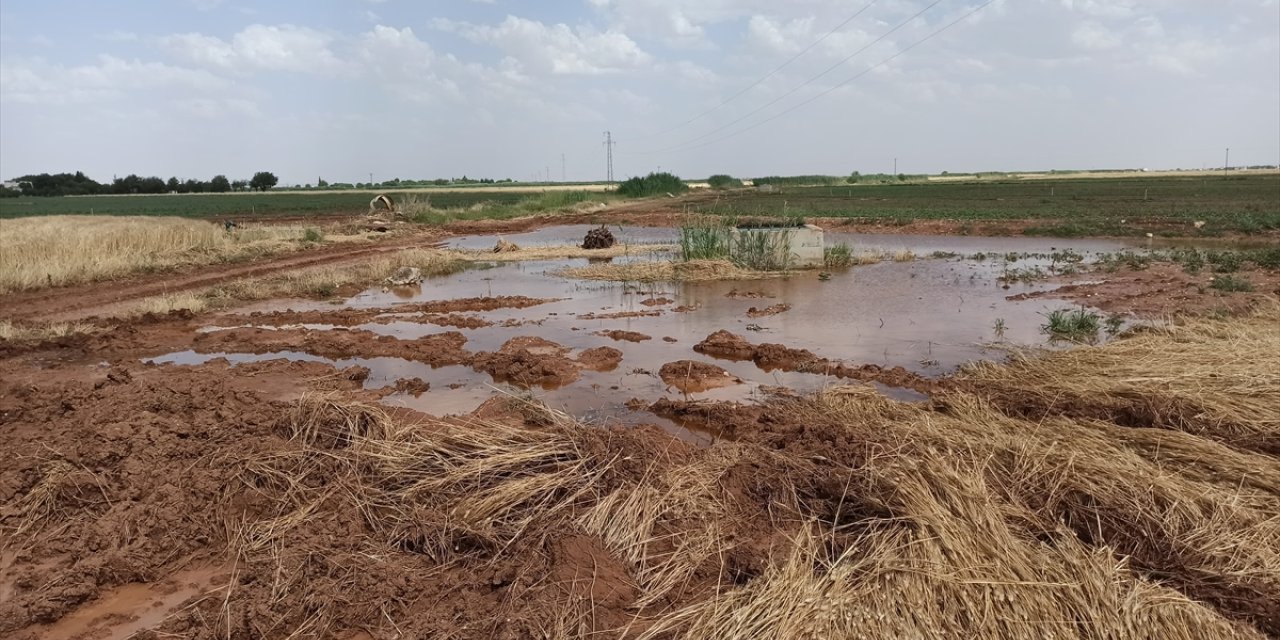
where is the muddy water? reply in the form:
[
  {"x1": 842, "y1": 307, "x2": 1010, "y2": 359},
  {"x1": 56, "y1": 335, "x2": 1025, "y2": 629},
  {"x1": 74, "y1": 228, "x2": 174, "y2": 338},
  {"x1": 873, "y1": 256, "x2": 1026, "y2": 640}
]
[
  {"x1": 27, "y1": 566, "x2": 225, "y2": 639},
  {"x1": 155, "y1": 231, "x2": 1142, "y2": 442}
]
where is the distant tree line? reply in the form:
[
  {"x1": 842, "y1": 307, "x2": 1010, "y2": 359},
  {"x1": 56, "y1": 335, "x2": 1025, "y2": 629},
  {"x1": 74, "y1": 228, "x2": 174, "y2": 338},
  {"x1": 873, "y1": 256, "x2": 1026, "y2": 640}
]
[{"x1": 5, "y1": 171, "x2": 279, "y2": 197}]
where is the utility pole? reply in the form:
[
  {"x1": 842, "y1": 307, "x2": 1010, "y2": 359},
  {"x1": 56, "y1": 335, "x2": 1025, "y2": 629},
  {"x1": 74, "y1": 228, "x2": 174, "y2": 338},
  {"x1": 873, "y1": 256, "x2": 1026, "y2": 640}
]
[
  {"x1": 369, "y1": 172, "x2": 373, "y2": 186},
  {"x1": 603, "y1": 131, "x2": 616, "y2": 184},
  {"x1": 1225, "y1": 148, "x2": 1230, "y2": 175},
  {"x1": 893, "y1": 158, "x2": 898, "y2": 175}
]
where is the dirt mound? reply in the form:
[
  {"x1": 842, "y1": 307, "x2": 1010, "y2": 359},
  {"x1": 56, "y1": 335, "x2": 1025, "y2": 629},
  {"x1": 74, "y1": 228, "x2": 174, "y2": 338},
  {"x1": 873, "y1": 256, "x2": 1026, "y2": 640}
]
[
  {"x1": 746, "y1": 303, "x2": 792, "y2": 317},
  {"x1": 693, "y1": 329, "x2": 757, "y2": 360},
  {"x1": 640, "y1": 297, "x2": 674, "y2": 306},
  {"x1": 492, "y1": 238, "x2": 520, "y2": 253},
  {"x1": 581, "y1": 225, "x2": 616, "y2": 249},
  {"x1": 593, "y1": 329, "x2": 652, "y2": 343},
  {"x1": 658, "y1": 360, "x2": 743, "y2": 393}
]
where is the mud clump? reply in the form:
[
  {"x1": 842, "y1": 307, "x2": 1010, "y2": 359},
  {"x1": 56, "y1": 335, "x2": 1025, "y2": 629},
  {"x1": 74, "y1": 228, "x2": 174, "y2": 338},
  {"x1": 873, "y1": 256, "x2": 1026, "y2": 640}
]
[
  {"x1": 640, "y1": 297, "x2": 674, "y2": 306},
  {"x1": 746, "y1": 303, "x2": 792, "y2": 318},
  {"x1": 693, "y1": 330, "x2": 757, "y2": 360},
  {"x1": 694, "y1": 330, "x2": 939, "y2": 393},
  {"x1": 472, "y1": 337, "x2": 580, "y2": 388},
  {"x1": 593, "y1": 330, "x2": 652, "y2": 343},
  {"x1": 393, "y1": 377, "x2": 431, "y2": 396},
  {"x1": 576, "y1": 346, "x2": 623, "y2": 372},
  {"x1": 581, "y1": 225, "x2": 616, "y2": 249},
  {"x1": 659, "y1": 360, "x2": 743, "y2": 393}
]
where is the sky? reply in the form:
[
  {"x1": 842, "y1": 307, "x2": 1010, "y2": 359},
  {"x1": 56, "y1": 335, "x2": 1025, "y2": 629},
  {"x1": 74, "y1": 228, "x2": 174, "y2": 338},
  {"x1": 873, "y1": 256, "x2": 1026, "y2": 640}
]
[{"x1": 1, "y1": 0, "x2": 1278, "y2": 185}]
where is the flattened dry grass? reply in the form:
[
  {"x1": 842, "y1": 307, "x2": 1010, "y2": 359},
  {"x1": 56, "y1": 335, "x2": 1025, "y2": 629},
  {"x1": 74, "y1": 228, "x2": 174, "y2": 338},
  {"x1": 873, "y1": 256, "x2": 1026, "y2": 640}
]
[
  {"x1": 0, "y1": 319, "x2": 102, "y2": 342},
  {"x1": 0, "y1": 216, "x2": 342, "y2": 293},
  {"x1": 959, "y1": 303, "x2": 1280, "y2": 453},
  {"x1": 558, "y1": 259, "x2": 779, "y2": 283}
]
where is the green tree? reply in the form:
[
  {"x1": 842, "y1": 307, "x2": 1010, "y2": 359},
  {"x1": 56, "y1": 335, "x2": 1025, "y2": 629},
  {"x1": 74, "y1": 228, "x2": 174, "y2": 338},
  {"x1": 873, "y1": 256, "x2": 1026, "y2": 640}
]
[
  {"x1": 209, "y1": 175, "x2": 231, "y2": 192},
  {"x1": 707, "y1": 174, "x2": 743, "y2": 189},
  {"x1": 249, "y1": 171, "x2": 279, "y2": 191},
  {"x1": 166, "y1": 177, "x2": 181, "y2": 192},
  {"x1": 616, "y1": 172, "x2": 689, "y2": 198}
]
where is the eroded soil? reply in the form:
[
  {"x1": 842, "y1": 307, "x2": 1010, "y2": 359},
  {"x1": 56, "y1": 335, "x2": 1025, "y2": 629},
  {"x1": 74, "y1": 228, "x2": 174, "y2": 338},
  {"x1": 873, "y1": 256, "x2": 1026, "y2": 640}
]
[{"x1": 2, "y1": 216, "x2": 1277, "y2": 638}]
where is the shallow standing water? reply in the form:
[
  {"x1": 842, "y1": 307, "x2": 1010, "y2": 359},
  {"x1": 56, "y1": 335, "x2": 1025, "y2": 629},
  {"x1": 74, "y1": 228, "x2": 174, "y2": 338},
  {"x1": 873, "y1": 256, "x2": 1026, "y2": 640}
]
[{"x1": 151, "y1": 228, "x2": 1145, "y2": 442}]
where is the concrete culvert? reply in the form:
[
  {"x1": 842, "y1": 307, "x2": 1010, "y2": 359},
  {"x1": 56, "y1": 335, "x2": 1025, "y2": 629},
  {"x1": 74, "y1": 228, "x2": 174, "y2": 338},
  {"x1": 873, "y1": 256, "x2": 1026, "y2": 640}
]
[
  {"x1": 370, "y1": 194, "x2": 395, "y2": 212},
  {"x1": 384, "y1": 266, "x2": 421, "y2": 286},
  {"x1": 581, "y1": 225, "x2": 616, "y2": 250}
]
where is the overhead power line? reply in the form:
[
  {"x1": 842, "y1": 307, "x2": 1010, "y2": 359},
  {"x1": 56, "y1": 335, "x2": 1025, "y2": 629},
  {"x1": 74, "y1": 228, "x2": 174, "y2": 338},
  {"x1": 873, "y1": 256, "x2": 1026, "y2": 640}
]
[{"x1": 651, "y1": 0, "x2": 879, "y2": 137}]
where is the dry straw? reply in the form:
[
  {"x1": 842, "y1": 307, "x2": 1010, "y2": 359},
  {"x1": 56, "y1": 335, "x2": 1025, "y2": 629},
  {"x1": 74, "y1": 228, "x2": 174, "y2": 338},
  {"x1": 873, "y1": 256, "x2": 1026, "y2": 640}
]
[{"x1": 0, "y1": 215, "x2": 333, "y2": 293}]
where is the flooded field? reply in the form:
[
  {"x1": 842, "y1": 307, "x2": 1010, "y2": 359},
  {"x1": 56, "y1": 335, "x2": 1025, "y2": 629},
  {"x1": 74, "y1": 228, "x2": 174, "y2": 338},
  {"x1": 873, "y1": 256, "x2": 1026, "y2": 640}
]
[{"x1": 146, "y1": 227, "x2": 1153, "y2": 442}]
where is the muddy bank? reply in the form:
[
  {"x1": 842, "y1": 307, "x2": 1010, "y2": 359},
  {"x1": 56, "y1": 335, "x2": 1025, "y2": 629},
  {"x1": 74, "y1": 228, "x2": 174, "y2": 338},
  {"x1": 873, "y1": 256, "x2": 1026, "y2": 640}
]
[
  {"x1": 194, "y1": 327, "x2": 471, "y2": 367},
  {"x1": 694, "y1": 330, "x2": 942, "y2": 393},
  {"x1": 216, "y1": 295, "x2": 560, "y2": 327},
  {"x1": 1010, "y1": 263, "x2": 1280, "y2": 316}
]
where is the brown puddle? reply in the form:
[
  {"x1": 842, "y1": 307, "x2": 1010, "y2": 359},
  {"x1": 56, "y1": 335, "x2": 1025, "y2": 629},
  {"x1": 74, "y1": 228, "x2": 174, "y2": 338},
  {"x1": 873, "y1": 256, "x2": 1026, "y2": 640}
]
[
  {"x1": 27, "y1": 566, "x2": 226, "y2": 639},
  {"x1": 149, "y1": 230, "x2": 1165, "y2": 443}
]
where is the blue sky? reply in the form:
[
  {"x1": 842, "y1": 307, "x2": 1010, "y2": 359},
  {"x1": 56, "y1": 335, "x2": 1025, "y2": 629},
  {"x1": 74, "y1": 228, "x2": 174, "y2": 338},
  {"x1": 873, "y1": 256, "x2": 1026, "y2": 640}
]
[{"x1": 1, "y1": 0, "x2": 1277, "y2": 185}]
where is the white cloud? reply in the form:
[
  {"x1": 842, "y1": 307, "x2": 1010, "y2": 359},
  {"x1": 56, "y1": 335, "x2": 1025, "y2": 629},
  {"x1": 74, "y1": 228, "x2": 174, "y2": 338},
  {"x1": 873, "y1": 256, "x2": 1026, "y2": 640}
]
[
  {"x1": 1058, "y1": 0, "x2": 1139, "y2": 19},
  {"x1": 435, "y1": 15, "x2": 651, "y2": 75},
  {"x1": 162, "y1": 24, "x2": 348, "y2": 74},
  {"x1": 0, "y1": 55, "x2": 230, "y2": 105},
  {"x1": 1071, "y1": 22, "x2": 1121, "y2": 50},
  {"x1": 176, "y1": 97, "x2": 261, "y2": 119}
]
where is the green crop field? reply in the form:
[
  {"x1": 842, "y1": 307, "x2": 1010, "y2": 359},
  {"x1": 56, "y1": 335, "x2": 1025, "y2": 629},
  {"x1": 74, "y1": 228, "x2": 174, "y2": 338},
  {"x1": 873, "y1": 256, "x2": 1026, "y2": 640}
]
[
  {"x1": 0, "y1": 190, "x2": 534, "y2": 220},
  {"x1": 698, "y1": 174, "x2": 1280, "y2": 236}
]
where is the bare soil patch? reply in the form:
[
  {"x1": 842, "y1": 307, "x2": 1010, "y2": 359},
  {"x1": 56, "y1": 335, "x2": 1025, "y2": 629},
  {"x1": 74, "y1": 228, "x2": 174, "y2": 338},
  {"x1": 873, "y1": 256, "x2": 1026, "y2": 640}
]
[{"x1": 1010, "y1": 263, "x2": 1280, "y2": 317}]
